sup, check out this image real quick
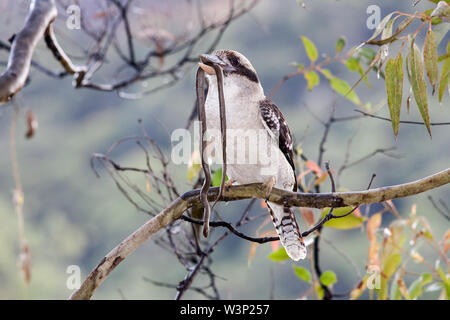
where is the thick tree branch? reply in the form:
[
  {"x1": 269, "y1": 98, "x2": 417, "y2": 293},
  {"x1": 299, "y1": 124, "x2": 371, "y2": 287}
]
[
  {"x1": 69, "y1": 168, "x2": 449, "y2": 300},
  {"x1": 0, "y1": 0, "x2": 57, "y2": 103}
]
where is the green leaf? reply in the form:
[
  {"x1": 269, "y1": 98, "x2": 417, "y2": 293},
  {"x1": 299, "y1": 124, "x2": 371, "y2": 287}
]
[
  {"x1": 300, "y1": 36, "x2": 318, "y2": 62},
  {"x1": 187, "y1": 151, "x2": 201, "y2": 181},
  {"x1": 315, "y1": 283, "x2": 324, "y2": 300},
  {"x1": 366, "y1": 12, "x2": 395, "y2": 43},
  {"x1": 423, "y1": 29, "x2": 439, "y2": 93},
  {"x1": 212, "y1": 168, "x2": 228, "y2": 187},
  {"x1": 430, "y1": 1, "x2": 450, "y2": 22},
  {"x1": 385, "y1": 53, "x2": 404, "y2": 137},
  {"x1": 436, "y1": 263, "x2": 450, "y2": 299},
  {"x1": 336, "y1": 36, "x2": 346, "y2": 54},
  {"x1": 409, "y1": 38, "x2": 431, "y2": 137},
  {"x1": 433, "y1": 21, "x2": 450, "y2": 47},
  {"x1": 268, "y1": 247, "x2": 290, "y2": 262},
  {"x1": 359, "y1": 47, "x2": 377, "y2": 62},
  {"x1": 384, "y1": 254, "x2": 402, "y2": 279},
  {"x1": 389, "y1": 274, "x2": 402, "y2": 300},
  {"x1": 321, "y1": 207, "x2": 365, "y2": 229},
  {"x1": 409, "y1": 273, "x2": 433, "y2": 300},
  {"x1": 293, "y1": 266, "x2": 311, "y2": 283},
  {"x1": 366, "y1": 16, "x2": 414, "y2": 46},
  {"x1": 346, "y1": 57, "x2": 364, "y2": 75},
  {"x1": 438, "y1": 58, "x2": 449, "y2": 103},
  {"x1": 380, "y1": 253, "x2": 402, "y2": 299},
  {"x1": 424, "y1": 8, "x2": 443, "y2": 24},
  {"x1": 320, "y1": 69, "x2": 361, "y2": 106},
  {"x1": 330, "y1": 77, "x2": 361, "y2": 105},
  {"x1": 320, "y1": 271, "x2": 337, "y2": 286},
  {"x1": 304, "y1": 70, "x2": 320, "y2": 91},
  {"x1": 346, "y1": 57, "x2": 370, "y2": 87}
]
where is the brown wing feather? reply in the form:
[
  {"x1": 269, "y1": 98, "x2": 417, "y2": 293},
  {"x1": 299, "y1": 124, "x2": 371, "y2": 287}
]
[{"x1": 259, "y1": 98, "x2": 297, "y2": 191}]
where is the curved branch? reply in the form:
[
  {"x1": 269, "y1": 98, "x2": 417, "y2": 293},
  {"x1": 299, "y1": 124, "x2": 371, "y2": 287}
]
[
  {"x1": 69, "y1": 168, "x2": 449, "y2": 300},
  {"x1": 0, "y1": 0, "x2": 57, "y2": 103}
]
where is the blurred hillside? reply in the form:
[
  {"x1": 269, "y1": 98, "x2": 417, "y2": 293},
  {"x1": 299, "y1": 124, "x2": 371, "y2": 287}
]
[{"x1": 0, "y1": 0, "x2": 448, "y2": 299}]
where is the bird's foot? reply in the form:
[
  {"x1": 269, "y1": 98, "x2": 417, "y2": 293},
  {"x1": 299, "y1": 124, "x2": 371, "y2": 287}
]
[
  {"x1": 263, "y1": 176, "x2": 276, "y2": 200},
  {"x1": 224, "y1": 178, "x2": 237, "y2": 189}
]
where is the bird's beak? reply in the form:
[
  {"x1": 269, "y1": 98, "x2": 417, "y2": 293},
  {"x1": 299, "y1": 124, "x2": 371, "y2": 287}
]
[{"x1": 198, "y1": 54, "x2": 234, "y2": 75}]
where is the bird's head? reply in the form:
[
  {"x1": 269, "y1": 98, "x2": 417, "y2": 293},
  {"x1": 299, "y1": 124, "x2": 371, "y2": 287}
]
[{"x1": 198, "y1": 50, "x2": 263, "y2": 97}]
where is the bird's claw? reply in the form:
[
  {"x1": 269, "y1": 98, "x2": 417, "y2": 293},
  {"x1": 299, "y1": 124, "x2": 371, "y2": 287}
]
[
  {"x1": 263, "y1": 176, "x2": 276, "y2": 200},
  {"x1": 224, "y1": 178, "x2": 236, "y2": 189}
]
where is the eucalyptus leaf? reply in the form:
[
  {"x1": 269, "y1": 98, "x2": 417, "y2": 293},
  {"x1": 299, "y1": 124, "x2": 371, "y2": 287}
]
[
  {"x1": 409, "y1": 38, "x2": 432, "y2": 137},
  {"x1": 385, "y1": 53, "x2": 404, "y2": 137},
  {"x1": 304, "y1": 70, "x2": 320, "y2": 91},
  {"x1": 293, "y1": 266, "x2": 311, "y2": 282},
  {"x1": 423, "y1": 29, "x2": 439, "y2": 93},
  {"x1": 438, "y1": 57, "x2": 449, "y2": 103},
  {"x1": 321, "y1": 207, "x2": 365, "y2": 229},
  {"x1": 320, "y1": 271, "x2": 337, "y2": 286},
  {"x1": 336, "y1": 36, "x2": 346, "y2": 54},
  {"x1": 300, "y1": 36, "x2": 318, "y2": 62},
  {"x1": 366, "y1": 12, "x2": 395, "y2": 43},
  {"x1": 268, "y1": 247, "x2": 290, "y2": 262}
]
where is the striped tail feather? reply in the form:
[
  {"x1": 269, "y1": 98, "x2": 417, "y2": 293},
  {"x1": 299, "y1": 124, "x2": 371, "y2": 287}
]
[{"x1": 266, "y1": 200, "x2": 307, "y2": 261}]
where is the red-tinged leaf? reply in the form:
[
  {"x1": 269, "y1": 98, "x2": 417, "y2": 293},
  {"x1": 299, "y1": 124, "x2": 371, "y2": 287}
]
[
  {"x1": 297, "y1": 169, "x2": 312, "y2": 180},
  {"x1": 367, "y1": 212, "x2": 382, "y2": 242},
  {"x1": 299, "y1": 207, "x2": 315, "y2": 226},
  {"x1": 249, "y1": 230, "x2": 278, "y2": 266},
  {"x1": 92, "y1": 11, "x2": 109, "y2": 19},
  {"x1": 350, "y1": 275, "x2": 370, "y2": 300},
  {"x1": 25, "y1": 110, "x2": 38, "y2": 139},
  {"x1": 248, "y1": 242, "x2": 257, "y2": 266},
  {"x1": 260, "y1": 199, "x2": 267, "y2": 208},
  {"x1": 255, "y1": 216, "x2": 273, "y2": 235},
  {"x1": 397, "y1": 278, "x2": 410, "y2": 300},
  {"x1": 305, "y1": 160, "x2": 322, "y2": 175},
  {"x1": 443, "y1": 230, "x2": 450, "y2": 253},
  {"x1": 423, "y1": 29, "x2": 439, "y2": 93},
  {"x1": 18, "y1": 243, "x2": 32, "y2": 284},
  {"x1": 314, "y1": 171, "x2": 329, "y2": 186},
  {"x1": 353, "y1": 207, "x2": 362, "y2": 218},
  {"x1": 368, "y1": 240, "x2": 380, "y2": 266},
  {"x1": 145, "y1": 175, "x2": 151, "y2": 193},
  {"x1": 271, "y1": 240, "x2": 280, "y2": 252}
]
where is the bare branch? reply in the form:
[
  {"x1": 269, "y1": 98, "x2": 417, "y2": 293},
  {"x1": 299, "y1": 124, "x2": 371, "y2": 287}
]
[
  {"x1": 69, "y1": 168, "x2": 450, "y2": 299},
  {"x1": 354, "y1": 109, "x2": 450, "y2": 126},
  {"x1": 0, "y1": 0, "x2": 57, "y2": 103}
]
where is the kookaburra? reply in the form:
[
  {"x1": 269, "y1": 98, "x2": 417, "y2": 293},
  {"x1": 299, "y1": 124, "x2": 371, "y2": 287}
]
[{"x1": 198, "y1": 50, "x2": 306, "y2": 261}]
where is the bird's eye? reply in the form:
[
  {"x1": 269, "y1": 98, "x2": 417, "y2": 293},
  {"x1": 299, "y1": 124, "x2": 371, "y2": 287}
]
[{"x1": 228, "y1": 55, "x2": 240, "y2": 67}]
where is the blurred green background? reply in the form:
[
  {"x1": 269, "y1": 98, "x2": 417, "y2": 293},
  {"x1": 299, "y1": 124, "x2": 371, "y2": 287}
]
[{"x1": 0, "y1": 0, "x2": 448, "y2": 299}]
